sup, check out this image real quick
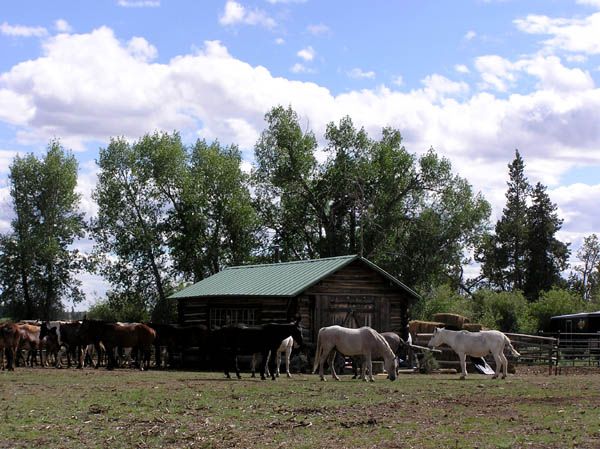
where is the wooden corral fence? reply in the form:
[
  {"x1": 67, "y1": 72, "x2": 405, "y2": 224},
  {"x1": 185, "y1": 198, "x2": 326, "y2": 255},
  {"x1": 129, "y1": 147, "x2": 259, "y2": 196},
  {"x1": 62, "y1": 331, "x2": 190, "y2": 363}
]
[{"x1": 505, "y1": 333, "x2": 557, "y2": 375}]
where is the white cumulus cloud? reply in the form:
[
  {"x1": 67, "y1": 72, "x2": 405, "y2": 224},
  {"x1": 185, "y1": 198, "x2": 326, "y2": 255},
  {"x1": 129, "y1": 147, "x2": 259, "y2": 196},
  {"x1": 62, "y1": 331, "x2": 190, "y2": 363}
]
[
  {"x1": 219, "y1": 1, "x2": 276, "y2": 29},
  {"x1": 347, "y1": 68, "x2": 376, "y2": 79},
  {"x1": 0, "y1": 22, "x2": 47, "y2": 37},
  {"x1": 297, "y1": 46, "x2": 315, "y2": 61}
]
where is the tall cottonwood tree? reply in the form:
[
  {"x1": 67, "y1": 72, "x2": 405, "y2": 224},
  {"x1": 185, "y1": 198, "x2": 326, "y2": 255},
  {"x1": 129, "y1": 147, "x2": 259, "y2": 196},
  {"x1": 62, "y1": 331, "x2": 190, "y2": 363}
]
[
  {"x1": 253, "y1": 106, "x2": 491, "y2": 291},
  {"x1": 92, "y1": 132, "x2": 257, "y2": 319},
  {"x1": 92, "y1": 135, "x2": 173, "y2": 318},
  {"x1": 572, "y1": 234, "x2": 600, "y2": 301},
  {"x1": 0, "y1": 141, "x2": 85, "y2": 320}
]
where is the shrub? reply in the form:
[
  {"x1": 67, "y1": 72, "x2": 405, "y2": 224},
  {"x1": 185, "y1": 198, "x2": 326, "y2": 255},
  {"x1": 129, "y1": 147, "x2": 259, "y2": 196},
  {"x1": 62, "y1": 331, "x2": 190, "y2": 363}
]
[
  {"x1": 528, "y1": 288, "x2": 587, "y2": 332},
  {"x1": 472, "y1": 289, "x2": 532, "y2": 333},
  {"x1": 413, "y1": 284, "x2": 473, "y2": 321}
]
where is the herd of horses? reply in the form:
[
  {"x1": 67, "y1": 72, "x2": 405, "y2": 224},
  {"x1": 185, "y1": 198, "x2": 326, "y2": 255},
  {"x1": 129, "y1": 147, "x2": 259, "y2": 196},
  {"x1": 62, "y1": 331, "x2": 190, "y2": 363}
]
[{"x1": 0, "y1": 319, "x2": 520, "y2": 381}]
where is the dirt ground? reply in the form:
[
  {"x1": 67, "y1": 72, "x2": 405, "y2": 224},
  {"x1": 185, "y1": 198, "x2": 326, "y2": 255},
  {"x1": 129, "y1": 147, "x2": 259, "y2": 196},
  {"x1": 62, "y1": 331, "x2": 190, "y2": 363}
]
[{"x1": 1, "y1": 367, "x2": 599, "y2": 449}]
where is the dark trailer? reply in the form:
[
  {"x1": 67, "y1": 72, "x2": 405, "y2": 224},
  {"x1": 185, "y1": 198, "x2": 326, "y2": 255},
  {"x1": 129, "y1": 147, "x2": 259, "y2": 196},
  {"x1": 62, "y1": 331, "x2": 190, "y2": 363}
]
[
  {"x1": 170, "y1": 255, "x2": 420, "y2": 348},
  {"x1": 550, "y1": 311, "x2": 600, "y2": 335}
]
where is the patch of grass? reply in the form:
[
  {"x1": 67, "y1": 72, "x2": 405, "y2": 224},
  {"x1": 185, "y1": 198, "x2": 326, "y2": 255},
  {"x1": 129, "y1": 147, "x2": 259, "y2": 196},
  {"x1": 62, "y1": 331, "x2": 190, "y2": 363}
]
[{"x1": 1, "y1": 368, "x2": 600, "y2": 448}]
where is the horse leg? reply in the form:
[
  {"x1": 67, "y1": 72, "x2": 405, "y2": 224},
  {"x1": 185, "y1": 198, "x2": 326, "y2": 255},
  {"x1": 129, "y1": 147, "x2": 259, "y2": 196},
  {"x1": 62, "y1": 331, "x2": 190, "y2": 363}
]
[
  {"x1": 106, "y1": 346, "x2": 116, "y2": 370},
  {"x1": 329, "y1": 351, "x2": 340, "y2": 381},
  {"x1": 366, "y1": 354, "x2": 374, "y2": 382},
  {"x1": 250, "y1": 353, "x2": 257, "y2": 378},
  {"x1": 285, "y1": 346, "x2": 292, "y2": 378},
  {"x1": 318, "y1": 349, "x2": 328, "y2": 381},
  {"x1": 458, "y1": 352, "x2": 467, "y2": 379},
  {"x1": 491, "y1": 352, "x2": 502, "y2": 379},
  {"x1": 265, "y1": 351, "x2": 271, "y2": 378},
  {"x1": 499, "y1": 352, "x2": 508, "y2": 379},
  {"x1": 235, "y1": 353, "x2": 242, "y2": 379},
  {"x1": 268, "y1": 348, "x2": 278, "y2": 380},
  {"x1": 276, "y1": 350, "x2": 282, "y2": 377}
]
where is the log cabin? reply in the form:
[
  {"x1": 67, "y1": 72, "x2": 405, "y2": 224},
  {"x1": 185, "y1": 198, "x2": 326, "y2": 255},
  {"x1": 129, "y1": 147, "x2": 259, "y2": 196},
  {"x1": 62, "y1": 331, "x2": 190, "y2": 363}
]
[{"x1": 170, "y1": 254, "x2": 420, "y2": 347}]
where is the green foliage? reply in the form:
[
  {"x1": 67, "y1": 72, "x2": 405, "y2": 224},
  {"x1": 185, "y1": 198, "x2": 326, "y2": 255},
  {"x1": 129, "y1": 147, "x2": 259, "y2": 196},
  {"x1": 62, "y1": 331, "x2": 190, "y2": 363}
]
[
  {"x1": 418, "y1": 351, "x2": 439, "y2": 374},
  {"x1": 472, "y1": 289, "x2": 532, "y2": 333},
  {"x1": 524, "y1": 183, "x2": 570, "y2": 300},
  {"x1": 253, "y1": 107, "x2": 491, "y2": 290},
  {"x1": 92, "y1": 132, "x2": 258, "y2": 321},
  {"x1": 528, "y1": 288, "x2": 587, "y2": 332},
  {"x1": 87, "y1": 291, "x2": 151, "y2": 323},
  {"x1": 0, "y1": 140, "x2": 85, "y2": 320},
  {"x1": 477, "y1": 150, "x2": 570, "y2": 301},
  {"x1": 570, "y1": 233, "x2": 600, "y2": 301},
  {"x1": 412, "y1": 284, "x2": 473, "y2": 321}
]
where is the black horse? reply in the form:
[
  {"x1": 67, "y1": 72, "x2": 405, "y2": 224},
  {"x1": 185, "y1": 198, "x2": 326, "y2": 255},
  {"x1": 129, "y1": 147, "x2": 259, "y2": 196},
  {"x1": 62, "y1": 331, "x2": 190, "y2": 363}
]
[
  {"x1": 212, "y1": 321, "x2": 303, "y2": 380},
  {"x1": 147, "y1": 323, "x2": 210, "y2": 368}
]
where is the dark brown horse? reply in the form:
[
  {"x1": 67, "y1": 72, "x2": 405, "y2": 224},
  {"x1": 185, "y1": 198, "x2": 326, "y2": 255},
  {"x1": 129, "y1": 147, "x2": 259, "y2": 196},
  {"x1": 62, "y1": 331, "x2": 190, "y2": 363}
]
[
  {"x1": 0, "y1": 323, "x2": 21, "y2": 371},
  {"x1": 77, "y1": 320, "x2": 156, "y2": 370},
  {"x1": 212, "y1": 321, "x2": 303, "y2": 380},
  {"x1": 147, "y1": 323, "x2": 210, "y2": 368}
]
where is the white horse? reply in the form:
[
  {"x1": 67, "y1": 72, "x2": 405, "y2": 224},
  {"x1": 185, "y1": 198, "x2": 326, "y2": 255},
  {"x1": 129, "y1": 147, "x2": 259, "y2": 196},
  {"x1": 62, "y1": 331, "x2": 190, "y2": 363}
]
[
  {"x1": 251, "y1": 336, "x2": 297, "y2": 378},
  {"x1": 428, "y1": 328, "x2": 520, "y2": 380},
  {"x1": 312, "y1": 326, "x2": 397, "y2": 382}
]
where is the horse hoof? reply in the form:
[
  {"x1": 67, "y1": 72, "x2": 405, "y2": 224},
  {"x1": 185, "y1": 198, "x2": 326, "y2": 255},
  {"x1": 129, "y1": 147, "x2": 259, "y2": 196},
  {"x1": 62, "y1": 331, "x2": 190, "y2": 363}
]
[
  {"x1": 287, "y1": 374, "x2": 291, "y2": 378},
  {"x1": 459, "y1": 376, "x2": 465, "y2": 380}
]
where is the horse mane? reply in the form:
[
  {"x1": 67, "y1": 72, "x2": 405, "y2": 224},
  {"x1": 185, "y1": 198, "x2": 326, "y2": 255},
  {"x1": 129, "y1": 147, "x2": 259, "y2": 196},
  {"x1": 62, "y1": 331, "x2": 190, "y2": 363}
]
[{"x1": 371, "y1": 329, "x2": 394, "y2": 359}]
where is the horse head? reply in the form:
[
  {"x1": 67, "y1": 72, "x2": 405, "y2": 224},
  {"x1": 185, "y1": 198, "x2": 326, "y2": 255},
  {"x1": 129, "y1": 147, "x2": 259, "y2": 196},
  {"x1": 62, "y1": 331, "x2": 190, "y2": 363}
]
[{"x1": 428, "y1": 327, "x2": 445, "y2": 348}]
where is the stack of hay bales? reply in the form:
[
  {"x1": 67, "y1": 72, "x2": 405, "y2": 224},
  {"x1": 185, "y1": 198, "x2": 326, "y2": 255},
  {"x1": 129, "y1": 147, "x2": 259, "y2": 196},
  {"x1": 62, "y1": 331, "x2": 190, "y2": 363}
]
[
  {"x1": 409, "y1": 320, "x2": 445, "y2": 338},
  {"x1": 410, "y1": 313, "x2": 486, "y2": 346},
  {"x1": 432, "y1": 313, "x2": 468, "y2": 330}
]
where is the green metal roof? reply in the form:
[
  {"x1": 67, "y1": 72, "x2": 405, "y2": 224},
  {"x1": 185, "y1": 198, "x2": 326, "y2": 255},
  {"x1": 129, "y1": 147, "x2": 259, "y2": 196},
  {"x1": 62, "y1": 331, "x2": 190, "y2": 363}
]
[{"x1": 169, "y1": 255, "x2": 420, "y2": 300}]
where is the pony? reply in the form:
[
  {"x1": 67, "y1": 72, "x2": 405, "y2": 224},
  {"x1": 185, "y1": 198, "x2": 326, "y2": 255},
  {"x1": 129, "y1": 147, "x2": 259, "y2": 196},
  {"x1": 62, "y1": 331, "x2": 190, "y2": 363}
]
[
  {"x1": 77, "y1": 320, "x2": 156, "y2": 370},
  {"x1": 251, "y1": 336, "x2": 297, "y2": 378},
  {"x1": 212, "y1": 321, "x2": 303, "y2": 380},
  {"x1": 427, "y1": 327, "x2": 521, "y2": 379},
  {"x1": 312, "y1": 326, "x2": 398, "y2": 382}
]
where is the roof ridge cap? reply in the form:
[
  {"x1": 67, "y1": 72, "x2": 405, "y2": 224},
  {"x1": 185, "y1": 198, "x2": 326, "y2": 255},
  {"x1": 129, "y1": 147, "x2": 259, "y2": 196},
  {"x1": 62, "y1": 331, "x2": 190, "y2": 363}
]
[{"x1": 224, "y1": 254, "x2": 357, "y2": 271}]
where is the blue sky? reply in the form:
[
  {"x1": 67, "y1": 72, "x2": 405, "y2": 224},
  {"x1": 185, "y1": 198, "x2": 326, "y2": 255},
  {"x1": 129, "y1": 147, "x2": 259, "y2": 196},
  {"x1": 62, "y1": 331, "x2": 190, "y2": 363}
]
[{"x1": 1, "y1": 0, "x2": 600, "y2": 306}]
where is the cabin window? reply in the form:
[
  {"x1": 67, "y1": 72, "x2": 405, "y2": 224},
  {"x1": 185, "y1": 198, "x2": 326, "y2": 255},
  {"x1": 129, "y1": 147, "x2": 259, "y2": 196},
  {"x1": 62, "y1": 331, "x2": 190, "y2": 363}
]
[{"x1": 209, "y1": 308, "x2": 256, "y2": 328}]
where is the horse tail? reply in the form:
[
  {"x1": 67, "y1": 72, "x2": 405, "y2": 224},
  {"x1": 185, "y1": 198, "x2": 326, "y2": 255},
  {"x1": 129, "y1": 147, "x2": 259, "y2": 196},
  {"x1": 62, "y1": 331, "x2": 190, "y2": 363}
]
[
  {"x1": 504, "y1": 335, "x2": 521, "y2": 357},
  {"x1": 312, "y1": 329, "x2": 323, "y2": 374}
]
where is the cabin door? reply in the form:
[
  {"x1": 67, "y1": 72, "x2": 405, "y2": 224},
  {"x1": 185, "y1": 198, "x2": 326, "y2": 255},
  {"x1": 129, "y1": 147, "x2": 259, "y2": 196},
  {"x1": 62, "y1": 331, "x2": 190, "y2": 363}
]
[{"x1": 323, "y1": 295, "x2": 378, "y2": 330}]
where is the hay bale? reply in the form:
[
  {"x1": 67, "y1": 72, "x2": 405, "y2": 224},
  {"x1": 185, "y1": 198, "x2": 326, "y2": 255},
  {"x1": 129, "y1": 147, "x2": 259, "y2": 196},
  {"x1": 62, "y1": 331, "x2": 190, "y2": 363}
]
[
  {"x1": 432, "y1": 313, "x2": 468, "y2": 330},
  {"x1": 463, "y1": 323, "x2": 484, "y2": 332},
  {"x1": 409, "y1": 320, "x2": 445, "y2": 336}
]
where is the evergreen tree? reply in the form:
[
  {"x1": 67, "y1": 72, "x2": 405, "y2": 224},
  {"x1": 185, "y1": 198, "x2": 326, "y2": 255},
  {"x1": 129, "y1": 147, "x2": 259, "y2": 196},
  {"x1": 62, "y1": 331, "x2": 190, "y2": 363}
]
[
  {"x1": 478, "y1": 150, "x2": 530, "y2": 291},
  {"x1": 524, "y1": 182, "x2": 570, "y2": 300}
]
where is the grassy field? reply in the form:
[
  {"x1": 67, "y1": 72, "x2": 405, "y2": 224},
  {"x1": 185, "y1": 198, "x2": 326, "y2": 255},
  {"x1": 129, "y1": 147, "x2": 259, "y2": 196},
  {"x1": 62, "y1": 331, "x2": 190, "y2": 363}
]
[{"x1": 1, "y1": 367, "x2": 599, "y2": 449}]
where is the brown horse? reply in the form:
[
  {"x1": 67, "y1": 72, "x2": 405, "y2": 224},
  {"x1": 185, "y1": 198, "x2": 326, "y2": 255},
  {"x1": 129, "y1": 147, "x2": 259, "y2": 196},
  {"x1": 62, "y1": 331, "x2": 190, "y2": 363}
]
[
  {"x1": 77, "y1": 320, "x2": 156, "y2": 370},
  {"x1": 1, "y1": 323, "x2": 21, "y2": 371},
  {"x1": 16, "y1": 323, "x2": 43, "y2": 366}
]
